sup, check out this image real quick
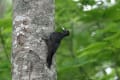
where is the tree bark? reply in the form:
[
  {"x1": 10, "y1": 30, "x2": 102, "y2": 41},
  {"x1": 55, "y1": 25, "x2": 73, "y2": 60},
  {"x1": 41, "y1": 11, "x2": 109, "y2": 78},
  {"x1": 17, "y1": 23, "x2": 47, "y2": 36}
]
[{"x1": 12, "y1": 0, "x2": 56, "y2": 80}]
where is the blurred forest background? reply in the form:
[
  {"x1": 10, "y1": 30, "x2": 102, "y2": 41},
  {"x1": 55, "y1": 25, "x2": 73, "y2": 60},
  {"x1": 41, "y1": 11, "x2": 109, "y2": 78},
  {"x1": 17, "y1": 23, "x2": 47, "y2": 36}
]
[{"x1": 0, "y1": 0, "x2": 120, "y2": 80}]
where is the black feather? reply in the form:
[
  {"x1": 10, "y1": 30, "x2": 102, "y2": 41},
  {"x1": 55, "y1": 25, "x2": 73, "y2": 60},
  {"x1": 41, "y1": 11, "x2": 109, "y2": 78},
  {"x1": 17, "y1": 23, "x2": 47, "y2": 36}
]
[{"x1": 44, "y1": 30, "x2": 69, "y2": 68}]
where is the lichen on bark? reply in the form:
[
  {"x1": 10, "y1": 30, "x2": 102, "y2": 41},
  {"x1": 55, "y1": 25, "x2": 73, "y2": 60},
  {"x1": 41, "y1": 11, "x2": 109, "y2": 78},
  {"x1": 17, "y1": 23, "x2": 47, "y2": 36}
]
[{"x1": 12, "y1": 0, "x2": 56, "y2": 80}]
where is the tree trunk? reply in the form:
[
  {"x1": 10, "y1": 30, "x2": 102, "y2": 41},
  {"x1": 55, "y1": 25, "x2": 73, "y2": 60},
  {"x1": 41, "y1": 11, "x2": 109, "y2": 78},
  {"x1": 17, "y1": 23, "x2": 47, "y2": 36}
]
[{"x1": 12, "y1": 0, "x2": 56, "y2": 80}]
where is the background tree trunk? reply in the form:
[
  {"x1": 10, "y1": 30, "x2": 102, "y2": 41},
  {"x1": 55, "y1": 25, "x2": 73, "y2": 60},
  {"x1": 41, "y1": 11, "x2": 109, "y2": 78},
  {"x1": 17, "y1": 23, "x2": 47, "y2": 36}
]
[{"x1": 12, "y1": 0, "x2": 56, "y2": 80}]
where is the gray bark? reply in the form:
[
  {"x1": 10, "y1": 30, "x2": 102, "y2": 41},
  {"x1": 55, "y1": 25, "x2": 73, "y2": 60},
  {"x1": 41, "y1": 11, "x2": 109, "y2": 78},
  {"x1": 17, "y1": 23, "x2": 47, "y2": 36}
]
[{"x1": 12, "y1": 0, "x2": 56, "y2": 80}]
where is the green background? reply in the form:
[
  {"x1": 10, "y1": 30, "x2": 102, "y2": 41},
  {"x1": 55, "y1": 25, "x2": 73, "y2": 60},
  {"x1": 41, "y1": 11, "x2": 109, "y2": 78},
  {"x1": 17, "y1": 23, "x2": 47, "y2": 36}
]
[{"x1": 0, "y1": 0, "x2": 120, "y2": 80}]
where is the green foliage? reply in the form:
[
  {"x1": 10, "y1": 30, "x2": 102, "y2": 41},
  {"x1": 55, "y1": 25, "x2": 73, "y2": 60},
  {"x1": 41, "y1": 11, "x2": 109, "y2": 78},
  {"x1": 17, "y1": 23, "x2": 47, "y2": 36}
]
[
  {"x1": 0, "y1": 0, "x2": 12, "y2": 80},
  {"x1": 56, "y1": 0, "x2": 120, "y2": 80},
  {"x1": 0, "y1": 18, "x2": 12, "y2": 80},
  {"x1": 1, "y1": 0, "x2": 120, "y2": 80}
]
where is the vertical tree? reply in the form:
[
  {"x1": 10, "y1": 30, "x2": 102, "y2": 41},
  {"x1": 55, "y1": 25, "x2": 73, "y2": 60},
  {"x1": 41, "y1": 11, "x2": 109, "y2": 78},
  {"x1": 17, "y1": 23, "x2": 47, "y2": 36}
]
[{"x1": 12, "y1": 0, "x2": 56, "y2": 80}]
